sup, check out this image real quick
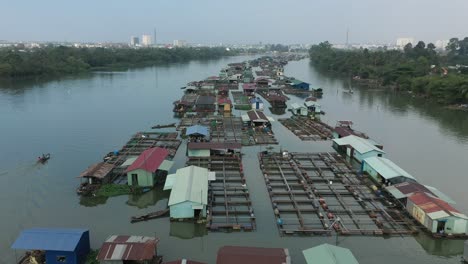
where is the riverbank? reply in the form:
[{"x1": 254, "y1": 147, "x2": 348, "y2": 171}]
[
  {"x1": 309, "y1": 41, "x2": 468, "y2": 106},
  {"x1": 0, "y1": 46, "x2": 239, "y2": 78}
]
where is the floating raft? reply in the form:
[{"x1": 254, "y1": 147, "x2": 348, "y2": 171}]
[
  {"x1": 187, "y1": 155, "x2": 256, "y2": 232},
  {"x1": 258, "y1": 151, "x2": 417, "y2": 236},
  {"x1": 279, "y1": 116, "x2": 333, "y2": 141}
]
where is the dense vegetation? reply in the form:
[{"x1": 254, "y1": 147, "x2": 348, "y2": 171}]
[
  {"x1": 0, "y1": 46, "x2": 237, "y2": 77},
  {"x1": 309, "y1": 38, "x2": 468, "y2": 104}
]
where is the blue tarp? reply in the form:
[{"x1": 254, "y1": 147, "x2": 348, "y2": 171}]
[
  {"x1": 186, "y1": 125, "x2": 209, "y2": 137},
  {"x1": 249, "y1": 97, "x2": 263, "y2": 104},
  {"x1": 12, "y1": 228, "x2": 88, "y2": 252}
]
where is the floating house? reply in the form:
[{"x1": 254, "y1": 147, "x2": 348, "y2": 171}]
[
  {"x1": 243, "y1": 70, "x2": 254, "y2": 83},
  {"x1": 217, "y1": 86, "x2": 229, "y2": 96},
  {"x1": 255, "y1": 77, "x2": 270, "y2": 87},
  {"x1": 385, "y1": 182, "x2": 456, "y2": 206},
  {"x1": 195, "y1": 95, "x2": 216, "y2": 112},
  {"x1": 78, "y1": 162, "x2": 115, "y2": 184},
  {"x1": 97, "y1": 235, "x2": 160, "y2": 264},
  {"x1": 187, "y1": 142, "x2": 241, "y2": 157},
  {"x1": 332, "y1": 121, "x2": 368, "y2": 139},
  {"x1": 200, "y1": 82, "x2": 215, "y2": 90},
  {"x1": 12, "y1": 228, "x2": 90, "y2": 264},
  {"x1": 302, "y1": 244, "x2": 359, "y2": 264},
  {"x1": 304, "y1": 101, "x2": 321, "y2": 114},
  {"x1": 125, "y1": 147, "x2": 173, "y2": 187},
  {"x1": 244, "y1": 110, "x2": 272, "y2": 127},
  {"x1": 332, "y1": 135, "x2": 385, "y2": 162},
  {"x1": 218, "y1": 97, "x2": 232, "y2": 113},
  {"x1": 250, "y1": 97, "x2": 264, "y2": 110},
  {"x1": 290, "y1": 79, "x2": 310, "y2": 90},
  {"x1": 165, "y1": 166, "x2": 215, "y2": 219},
  {"x1": 242, "y1": 83, "x2": 256, "y2": 95},
  {"x1": 216, "y1": 246, "x2": 290, "y2": 264},
  {"x1": 362, "y1": 157, "x2": 418, "y2": 185},
  {"x1": 186, "y1": 125, "x2": 210, "y2": 141},
  {"x1": 406, "y1": 192, "x2": 468, "y2": 235},
  {"x1": 291, "y1": 102, "x2": 308, "y2": 116}
]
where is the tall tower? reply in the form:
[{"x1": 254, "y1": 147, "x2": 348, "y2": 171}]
[
  {"x1": 153, "y1": 28, "x2": 157, "y2": 45},
  {"x1": 346, "y1": 28, "x2": 349, "y2": 48}
]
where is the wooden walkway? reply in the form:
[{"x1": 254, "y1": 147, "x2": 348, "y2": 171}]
[
  {"x1": 258, "y1": 151, "x2": 417, "y2": 236},
  {"x1": 187, "y1": 156, "x2": 256, "y2": 231}
]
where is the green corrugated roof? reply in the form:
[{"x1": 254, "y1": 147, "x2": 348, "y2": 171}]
[
  {"x1": 158, "y1": 160, "x2": 174, "y2": 171},
  {"x1": 168, "y1": 166, "x2": 208, "y2": 206},
  {"x1": 291, "y1": 79, "x2": 305, "y2": 85},
  {"x1": 164, "y1": 173, "x2": 177, "y2": 190},
  {"x1": 303, "y1": 244, "x2": 359, "y2": 264},
  {"x1": 363, "y1": 157, "x2": 416, "y2": 181},
  {"x1": 120, "y1": 156, "x2": 138, "y2": 167},
  {"x1": 333, "y1": 135, "x2": 385, "y2": 155}
]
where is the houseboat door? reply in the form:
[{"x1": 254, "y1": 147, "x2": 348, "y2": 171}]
[
  {"x1": 131, "y1": 173, "x2": 138, "y2": 186},
  {"x1": 436, "y1": 220, "x2": 446, "y2": 233}
]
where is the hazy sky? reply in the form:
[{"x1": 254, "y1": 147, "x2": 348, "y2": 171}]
[{"x1": 1, "y1": 0, "x2": 467, "y2": 44}]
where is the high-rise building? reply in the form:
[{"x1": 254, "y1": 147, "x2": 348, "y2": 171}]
[
  {"x1": 142, "y1": 35, "x2": 152, "y2": 46},
  {"x1": 173, "y1": 40, "x2": 187, "y2": 47},
  {"x1": 396, "y1": 38, "x2": 414, "y2": 48},
  {"x1": 130, "y1": 36, "x2": 139, "y2": 46}
]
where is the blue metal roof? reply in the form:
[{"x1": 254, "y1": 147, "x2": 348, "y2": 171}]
[
  {"x1": 186, "y1": 125, "x2": 209, "y2": 137},
  {"x1": 12, "y1": 228, "x2": 88, "y2": 252}
]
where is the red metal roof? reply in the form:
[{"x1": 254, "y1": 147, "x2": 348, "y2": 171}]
[
  {"x1": 408, "y1": 192, "x2": 460, "y2": 214},
  {"x1": 188, "y1": 142, "x2": 242, "y2": 150},
  {"x1": 216, "y1": 246, "x2": 289, "y2": 264},
  {"x1": 97, "y1": 235, "x2": 159, "y2": 261},
  {"x1": 242, "y1": 83, "x2": 256, "y2": 90},
  {"x1": 333, "y1": 126, "x2": 368, "y2": 139},
  {"x1": 218, "y1": 98, "x2": 232, "y2": 105},
  {"x1": 125, "y1": 147, "x2": 169, "y2": 173}
]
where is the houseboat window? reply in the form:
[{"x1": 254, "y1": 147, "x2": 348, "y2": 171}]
[{"x1": 56, "y1": 256, "x2": 67, "y2": 262}]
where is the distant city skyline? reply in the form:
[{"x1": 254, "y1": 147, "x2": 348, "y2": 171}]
[{"x1": 1, "y1": 0, "x2": 467, "y2": 44}]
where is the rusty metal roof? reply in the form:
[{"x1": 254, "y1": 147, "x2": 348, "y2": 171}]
[
  {"x1": 247, "y1": 110, "x2": 268, "y2": 123},
  {"x1": 78, "y1": 162, "x2": 114, "y2": 179},
  {"x1": 217, "y1": 246, "x2": 290, "y2": 264},
  {"x1": 97, "y1": 235, "x2": 159, "y2": 261}
]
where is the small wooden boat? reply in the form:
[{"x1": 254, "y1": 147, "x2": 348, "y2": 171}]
[
  {"x1": 131, "y1": 208, "x2": 169, "y2": 223},
  {"x1": 37, "y1": 153, "x2": 50, "y2": 163},
  {"x1": 151, "y1": 123, "x2": 176, "y2": 129},
  {"x1": 180, "y1": 86, "x2": 186, "y2": 89}
]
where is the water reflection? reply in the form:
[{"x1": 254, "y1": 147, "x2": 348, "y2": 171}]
[
  {"x1": 414, "y1": 233, "x2": 465, "y2": 257},
  {"x1": 170, "y1": 222, "x2": 207, "y2": 239},
  {"x1": 126, "y1": 187, "x2": 170, "y2": 209},
  {"x1": 79, "y1": 196, "x2": 109, "y2": 207}
]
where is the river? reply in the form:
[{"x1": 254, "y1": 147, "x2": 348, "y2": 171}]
[{"x1": 0, "y1": 56, "x2": 467, "y2": 264}]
